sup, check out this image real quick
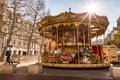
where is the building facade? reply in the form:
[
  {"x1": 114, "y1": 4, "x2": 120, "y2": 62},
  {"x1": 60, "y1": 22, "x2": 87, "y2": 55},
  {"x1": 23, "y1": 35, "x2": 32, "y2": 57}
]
[
  {"x1": 0, "y1": 1, "x2": 41, "y2": 58},
  {"x1": 105, "y1": 17, "x2": 120, "y2": 43},
  {"x1": 0, "y1": 0, "x2": 7, "y2": 56},
  {"x1": 117, "y1": 17, "x2": 120, "y2": 27},
  {"x1": 4, "y1": 12, "x2": 40, "y2": 56}
]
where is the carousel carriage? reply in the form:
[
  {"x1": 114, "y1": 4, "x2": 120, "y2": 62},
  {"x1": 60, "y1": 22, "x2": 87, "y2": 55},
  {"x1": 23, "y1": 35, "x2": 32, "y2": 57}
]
[{"x1": 37, "y1": 9, "x2": 109, "y2": 68}]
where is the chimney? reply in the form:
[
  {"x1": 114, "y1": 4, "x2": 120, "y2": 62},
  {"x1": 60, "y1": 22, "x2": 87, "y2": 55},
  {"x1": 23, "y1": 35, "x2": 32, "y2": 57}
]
[{"x1": 69, "y1": 8, "x2": 71, "y2": 12}]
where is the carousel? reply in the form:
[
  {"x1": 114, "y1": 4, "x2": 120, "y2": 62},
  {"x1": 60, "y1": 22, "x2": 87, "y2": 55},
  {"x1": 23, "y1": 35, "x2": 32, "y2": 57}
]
[{"x1": 37, "y1": 9, "x2": 109, "y2": 68}]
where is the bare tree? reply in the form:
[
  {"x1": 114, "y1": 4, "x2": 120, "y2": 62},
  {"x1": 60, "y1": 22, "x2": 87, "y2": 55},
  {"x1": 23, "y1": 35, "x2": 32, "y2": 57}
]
[
  {"x1": 46, "y1": 8, "x2": 51, "y2": 16},
  {"x1": 0, "y1": 0, "x2": 26, "y2": 61},
  {"x1": 24, "y1": 0, "x2": 45, "y2": 56}
]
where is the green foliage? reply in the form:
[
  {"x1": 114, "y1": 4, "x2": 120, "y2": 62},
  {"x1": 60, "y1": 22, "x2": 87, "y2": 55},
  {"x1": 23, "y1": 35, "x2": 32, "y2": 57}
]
[
  {"x1": 114, "y1": 30, "x2": 120, "y2": 42},
  {"x1": 113, "y1": 29, "x2": 120, "y2": 48},
  {"x1": 106, "y1": 29, "x2": 120, "y2": 48},
  {"x1": 106, "y1": 40, "x2": 115, "y2": 45},
  {"x1": 106, "y1": 40, "x2": 120, "y2": 47},
  {"x1": 106, "y1": 40, "x2": 113, "y2": 45}
]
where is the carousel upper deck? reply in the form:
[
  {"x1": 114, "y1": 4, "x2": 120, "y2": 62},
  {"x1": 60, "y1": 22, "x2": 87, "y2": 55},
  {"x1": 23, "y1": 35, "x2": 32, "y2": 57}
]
[{"x1": 38, "y1": 10, "x2": 109, "y2": 39}]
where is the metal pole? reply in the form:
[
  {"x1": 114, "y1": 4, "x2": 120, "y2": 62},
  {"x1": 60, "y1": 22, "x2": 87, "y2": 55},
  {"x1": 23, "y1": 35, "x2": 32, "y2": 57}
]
[
  {"x1": 56, "y1": 27, "x2": 58, "y2": 63},
  {"x1": 88, "y1": 14, "x2": 91, "y2": 47},
  {"x1": 96, "y1": 31, "x2": 99, "y2": 63},
  {"x1": 104, "y1": 33, "x2": 105, "y2": 44},
  {"x1": 103, "y1": 26, "x2": 106, "y2": 44},
  {"x1": 77, "y1": 25, "x2": 80, "y2": 64},
  {"x1": 57, "y1": 27, "x2": 58, "y2": 50},
  {"x1": 88, "y1": 25, "x2": 91, "y2": 46},
  {"x1": 83, "y1": 29, "x2": 85, "y2": 47}
]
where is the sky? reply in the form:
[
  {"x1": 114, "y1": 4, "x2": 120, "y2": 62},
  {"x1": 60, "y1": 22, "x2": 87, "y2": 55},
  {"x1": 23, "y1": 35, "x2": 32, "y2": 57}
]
[{"x1": 45, "y1": 0, "x2": 120, "y2": 36}]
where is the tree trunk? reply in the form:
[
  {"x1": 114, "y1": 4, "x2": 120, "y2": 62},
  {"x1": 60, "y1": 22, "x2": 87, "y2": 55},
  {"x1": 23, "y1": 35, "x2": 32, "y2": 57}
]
[{"x1": 0, "y1": 0, "x2": 16, "y2": 61}]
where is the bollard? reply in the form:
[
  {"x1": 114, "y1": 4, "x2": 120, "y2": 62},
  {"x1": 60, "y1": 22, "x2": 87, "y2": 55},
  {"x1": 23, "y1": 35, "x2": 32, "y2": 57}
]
[
  {"x1": 39, "y1": 64, "x2": 43, "y2": 74},
  {"x1": 12, "y1": 64, "x2": 17, "y2": 73},
  {"x1": 28, "y1": 64, "x2": 43, "y2": 74},
  {"x1": 109, "y1": 64, "x2": 113, "y2": 78},
  {"x1": 0, "y1": 64, "x2": 13, "y2": 73}
]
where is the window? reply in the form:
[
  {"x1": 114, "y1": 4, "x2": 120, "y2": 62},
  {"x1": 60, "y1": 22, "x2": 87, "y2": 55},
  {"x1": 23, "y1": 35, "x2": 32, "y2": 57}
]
[
  {"x1": 58, "y1": 16, "x2": 64, "y2": 22},
  {"x1": 13, "y1": 40, "x2": 16, "y2": 45},
  {"x1": 19, "y1": 40, "x2": 21, "y2": 45}
]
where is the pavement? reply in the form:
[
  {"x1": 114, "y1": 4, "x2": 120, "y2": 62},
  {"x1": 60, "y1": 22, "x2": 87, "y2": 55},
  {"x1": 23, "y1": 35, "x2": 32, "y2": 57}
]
[{"x1": 0, "y1": 61, "x2": 120, "y2": 80}]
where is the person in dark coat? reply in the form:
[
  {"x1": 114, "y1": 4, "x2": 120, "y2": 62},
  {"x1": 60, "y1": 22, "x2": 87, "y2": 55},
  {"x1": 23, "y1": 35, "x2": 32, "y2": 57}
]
[{"x1": 6, "y1": 51, "x2": 13, "y2": 65}]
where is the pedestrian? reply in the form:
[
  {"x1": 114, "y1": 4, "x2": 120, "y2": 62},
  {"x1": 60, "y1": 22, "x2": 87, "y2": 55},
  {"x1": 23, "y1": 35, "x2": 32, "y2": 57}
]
[{"x1": 6, "y1": 50, "x2": 13, "y2": 65}]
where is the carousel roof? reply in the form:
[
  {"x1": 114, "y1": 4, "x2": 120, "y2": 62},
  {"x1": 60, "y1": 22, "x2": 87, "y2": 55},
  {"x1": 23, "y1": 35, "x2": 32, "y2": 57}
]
[{"x1": 37, "y1": 11, "x2": 109, "y2": 38}]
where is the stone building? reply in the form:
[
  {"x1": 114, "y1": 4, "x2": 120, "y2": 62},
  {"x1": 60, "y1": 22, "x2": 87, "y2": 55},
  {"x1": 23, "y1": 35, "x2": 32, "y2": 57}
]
[
  {"x1": 0, "y1": 0, "x2": 41, "y2": 58},
  {"x1": 117, "y1": 17, "x2": 120, "y2": 27},
  {"x1": 0, "y1": 0, "x2": 7, "y2": 56},
  {"x1": 110, "y1": 17, "x2": 120, "y2": 40},
  {"x1": 105, "y1": 17, "x2": 120, "y2": 42},
  {"x1": 4, "y1": 11, "x2": 40, "y2": 56}
]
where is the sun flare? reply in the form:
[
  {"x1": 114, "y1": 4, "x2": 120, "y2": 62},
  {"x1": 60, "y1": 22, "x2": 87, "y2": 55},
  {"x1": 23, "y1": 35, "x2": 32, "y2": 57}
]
[{"x1": 84, "y1": 3, "x2": 99, "y2": 13}]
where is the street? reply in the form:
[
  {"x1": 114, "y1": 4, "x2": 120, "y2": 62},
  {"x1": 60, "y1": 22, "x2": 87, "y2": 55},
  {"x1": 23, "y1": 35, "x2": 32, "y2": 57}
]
[
  {"x1": 1, "y1": 61, "x2": 120, "y2": 80},
  {"x1": 0, "y1": 62, "x2": 118, "y2": 80}
]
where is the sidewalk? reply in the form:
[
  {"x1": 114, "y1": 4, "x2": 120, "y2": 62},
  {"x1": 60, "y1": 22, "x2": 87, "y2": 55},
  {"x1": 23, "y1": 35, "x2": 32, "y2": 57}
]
[
  {"x1": 0, "y1": 61, "x2": 5, "y2": 64},
  {"x1": 17, "y1": 61, "x2": 38, "y2": 67},
  {"x1": 0, "y1": 61, "x2": 6, "y2": 66}
]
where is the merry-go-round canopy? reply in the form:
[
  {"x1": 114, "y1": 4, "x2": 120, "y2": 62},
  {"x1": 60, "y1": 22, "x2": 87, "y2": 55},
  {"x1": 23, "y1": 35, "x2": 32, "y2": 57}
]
[{"x1": 37, "y1": 10, "x2": 109, "y2": 38}]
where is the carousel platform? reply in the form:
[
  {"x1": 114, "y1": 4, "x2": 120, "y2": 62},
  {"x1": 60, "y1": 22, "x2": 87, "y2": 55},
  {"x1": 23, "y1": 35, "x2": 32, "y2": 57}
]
[{"x1": 41, "y1": 63, "x2": 109, "y2": 68}]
